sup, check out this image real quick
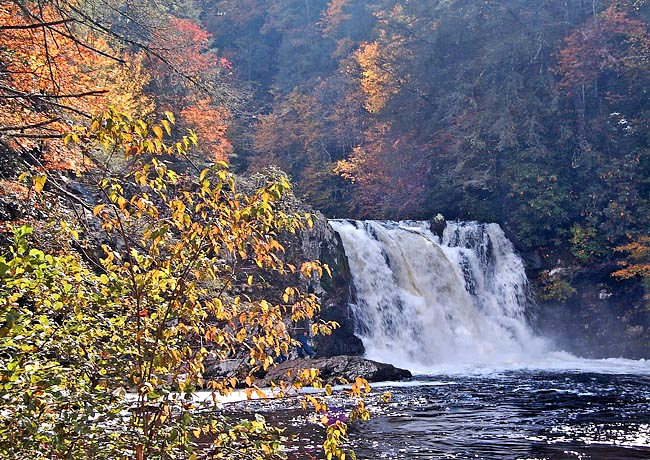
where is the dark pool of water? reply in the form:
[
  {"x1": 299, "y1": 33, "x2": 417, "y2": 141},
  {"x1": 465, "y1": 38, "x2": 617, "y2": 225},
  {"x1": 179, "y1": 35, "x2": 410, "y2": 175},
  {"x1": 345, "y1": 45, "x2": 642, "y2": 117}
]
[{"x1": 228, "y1": 371, "x2": 650, "y2": 459}]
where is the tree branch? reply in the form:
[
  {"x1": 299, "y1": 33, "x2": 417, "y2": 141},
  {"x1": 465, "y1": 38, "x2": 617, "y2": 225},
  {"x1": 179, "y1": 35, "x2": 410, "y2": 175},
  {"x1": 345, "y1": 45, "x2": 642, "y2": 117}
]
[
  {"x1": 0, "y1": 84, "x2": 92, "y2": 117},
  {"x1": 8, "y1": 133, "x2": 63, "y2": 138},
  {"x1": 0, "y1": 118, "x2": 60, "y2": 131},
  {"x1": 0, "y1": 89, "x2": 108, "y2": 99},
  {"x1": 0, "y1": 18, "x2": 72, "y2": 30}
]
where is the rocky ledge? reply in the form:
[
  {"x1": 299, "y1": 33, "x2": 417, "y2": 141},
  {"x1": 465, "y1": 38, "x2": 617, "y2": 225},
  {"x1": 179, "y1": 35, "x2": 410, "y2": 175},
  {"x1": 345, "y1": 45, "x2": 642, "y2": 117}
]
[{"x1": 259, "y1": 355, "x2": 412, "y2": 387}]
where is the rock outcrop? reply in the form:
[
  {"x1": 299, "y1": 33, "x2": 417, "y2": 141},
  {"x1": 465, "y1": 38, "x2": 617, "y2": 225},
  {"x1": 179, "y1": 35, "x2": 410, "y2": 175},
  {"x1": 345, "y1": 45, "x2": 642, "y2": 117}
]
[
  {"x1": 309, "y1": 223, "x2": 365, "y2": 357},
  {"x1": 279, "y1": 212, "x2": 364, "y2": 357},
  {"x1": 238, "y1": 168, "x2": 364, "y2": 358},
  {"x1": 258, "y1": 355, "x2": 411, "y2": 387}
]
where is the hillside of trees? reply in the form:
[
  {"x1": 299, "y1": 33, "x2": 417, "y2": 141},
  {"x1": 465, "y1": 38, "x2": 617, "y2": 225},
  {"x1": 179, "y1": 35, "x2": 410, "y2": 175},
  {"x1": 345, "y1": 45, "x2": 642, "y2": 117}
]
[
  {"x1": 2, "y1": 0, "x2": 649, "y2": 303},
  {"x1": 202, "y1": 0, "x2": 650, "y2": 305}
]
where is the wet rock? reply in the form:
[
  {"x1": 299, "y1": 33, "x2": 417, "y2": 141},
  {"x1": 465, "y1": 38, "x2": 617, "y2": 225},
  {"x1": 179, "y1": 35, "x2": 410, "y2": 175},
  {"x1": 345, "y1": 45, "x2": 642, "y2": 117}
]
[
  {"x1": 259, "y1": 355, "x2": 411, "y2": 386},
  {"x1": 313, "y1": 226, "x2": 365, "y2": 357},
  {"x1": 429, "y1": 213, "x2": 446, "y2": 239},
  {"x1": 203, "y1": 358, "x2": 246, "y2": 380},
  {"x1": 281, "y1": 214, "x2": 364, "y2": 357}
]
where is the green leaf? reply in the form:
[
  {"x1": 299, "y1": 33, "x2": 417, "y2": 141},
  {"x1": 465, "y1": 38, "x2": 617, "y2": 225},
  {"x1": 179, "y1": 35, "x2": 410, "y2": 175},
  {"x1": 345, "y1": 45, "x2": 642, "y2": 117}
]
[
  {"x1": 18, "y1": 225, "x2": 33, "y2": 237},
  {"x1": 28, "y1": 248, "x2": 44, "y2": 259}
]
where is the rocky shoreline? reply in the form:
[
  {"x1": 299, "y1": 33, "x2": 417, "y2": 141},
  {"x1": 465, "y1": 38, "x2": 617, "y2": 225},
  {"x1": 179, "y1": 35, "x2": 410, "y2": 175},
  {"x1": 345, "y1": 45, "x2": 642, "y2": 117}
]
[{"x1": 258, "y1": 355, "x2": 412, "y2": 387}]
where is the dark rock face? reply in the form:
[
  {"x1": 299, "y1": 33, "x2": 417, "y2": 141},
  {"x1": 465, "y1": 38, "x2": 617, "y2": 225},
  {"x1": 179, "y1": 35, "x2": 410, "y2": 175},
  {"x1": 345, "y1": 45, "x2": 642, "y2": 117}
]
[
  {"x1": 532, "y1": 260, "x2": 650, "y2": 359},
  {"x1": 259, "y1": 355, "x2": 411, "y2": 387},
  {"x1": 312, "y1": 227, "x2": 364, "y2": 357},
  {"x1": 282, "y1": 215, "x2": 364, "y2": 357},
  {"x1": 429, "y1": 214, "x2": 446, "y2": 239}
]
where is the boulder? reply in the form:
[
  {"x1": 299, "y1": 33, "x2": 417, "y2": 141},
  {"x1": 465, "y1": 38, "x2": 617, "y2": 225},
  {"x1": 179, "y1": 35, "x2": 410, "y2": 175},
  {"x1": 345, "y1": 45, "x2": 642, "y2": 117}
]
[
  {"x1": 259, "y1": 355, "x2": 411, "y2": 387},
  {"x1": 429, "y1": 213, "x2": 446, "y2": 239}
]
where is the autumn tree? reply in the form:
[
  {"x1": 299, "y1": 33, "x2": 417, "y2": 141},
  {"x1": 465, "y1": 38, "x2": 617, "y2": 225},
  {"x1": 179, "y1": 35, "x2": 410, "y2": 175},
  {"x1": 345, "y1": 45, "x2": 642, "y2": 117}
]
[
  {"x1": 179, "y1": 99, "x2": 232, "y2": 162},
  {"x1": 147, "y1": 16, "x2": 237, "y2": 165},
  {"x1": 614, "y1": 236, "x2": 650, "y2": 302},
  {"x1": 0, "y1": 110, "x2": 367, "y2": 459},
  {"x1": 320, "y1": 0, "x2": 352, "y2": 38},
  {"x1": 336, "y1": 123, "x2": 435, "y2": 218},
  {"x1": 555, "y1": 5, "x2": 648, "y2": 95},
  {"x1": 0, "y1": 0, "x2": 120, "y2": 170},
  {"x1": 614, "y1": 237, "x2": 650, "y2": 279}
]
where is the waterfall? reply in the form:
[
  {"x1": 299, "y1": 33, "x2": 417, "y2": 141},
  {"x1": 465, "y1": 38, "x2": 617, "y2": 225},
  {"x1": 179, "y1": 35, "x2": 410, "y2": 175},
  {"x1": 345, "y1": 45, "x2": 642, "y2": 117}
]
[{"x1": 329, "y1": 220, "x2": 545, "y2": 370}]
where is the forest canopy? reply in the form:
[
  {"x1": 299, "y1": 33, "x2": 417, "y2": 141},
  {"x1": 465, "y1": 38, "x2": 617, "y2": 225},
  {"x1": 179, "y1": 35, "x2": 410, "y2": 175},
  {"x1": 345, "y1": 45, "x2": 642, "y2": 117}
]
[{"x1": 3, "y1": 0, "x2": 650, "y2": 258}]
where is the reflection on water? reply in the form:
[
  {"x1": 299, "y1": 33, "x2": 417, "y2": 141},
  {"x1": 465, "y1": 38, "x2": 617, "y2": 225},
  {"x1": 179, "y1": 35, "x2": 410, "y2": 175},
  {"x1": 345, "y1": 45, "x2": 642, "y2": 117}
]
[{"x1": 228, "y1": 371, "x2": 650, "y2": 459}]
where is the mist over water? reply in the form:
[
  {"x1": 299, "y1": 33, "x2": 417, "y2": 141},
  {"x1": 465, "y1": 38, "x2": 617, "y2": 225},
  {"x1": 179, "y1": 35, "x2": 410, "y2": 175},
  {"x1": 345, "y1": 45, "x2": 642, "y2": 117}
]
[{"x1": 329, "y1": 219, "x2": 650, "y2": 375}]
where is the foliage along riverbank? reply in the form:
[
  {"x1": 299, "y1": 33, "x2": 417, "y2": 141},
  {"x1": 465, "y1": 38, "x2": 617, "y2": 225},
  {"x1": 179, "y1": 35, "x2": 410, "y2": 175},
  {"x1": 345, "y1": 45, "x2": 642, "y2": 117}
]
[{"x1": 0, "y1": 110, "x2": 378, "y2": 459}]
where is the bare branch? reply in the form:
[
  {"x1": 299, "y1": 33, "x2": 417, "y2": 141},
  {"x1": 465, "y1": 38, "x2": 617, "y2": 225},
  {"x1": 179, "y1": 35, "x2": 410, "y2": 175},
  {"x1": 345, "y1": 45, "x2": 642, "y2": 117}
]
[
  {"x1": 0, "y1": 85, "x2": 92, "y2": 117},
  {"x1": 0, "y1": 18, "x2": 72, "y2": 30},
  {"x1": 0, "y1": 89, "x2": 108, "y2": 99},
  {"x1": 0, "y1": 118, "x2": 60, "y2": 131},
  {"x1": 8, "y1": 133, "x2": 63, "y2": 138}
]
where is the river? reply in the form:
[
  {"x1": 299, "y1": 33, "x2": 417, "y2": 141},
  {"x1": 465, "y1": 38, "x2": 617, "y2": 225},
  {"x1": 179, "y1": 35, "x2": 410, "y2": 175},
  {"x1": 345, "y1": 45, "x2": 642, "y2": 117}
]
[
  {"x1": 216, "y1": 360, "x2": 650, "y2": 459},
  {"x1": 280, "y1": 219, "x2": 650, "y2": 459}
]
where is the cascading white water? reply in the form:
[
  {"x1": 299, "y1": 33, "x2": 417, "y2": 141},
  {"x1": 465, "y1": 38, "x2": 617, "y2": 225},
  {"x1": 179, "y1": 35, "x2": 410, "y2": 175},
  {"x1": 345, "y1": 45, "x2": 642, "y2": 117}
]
[{"x1": 329, "y1": 219, "x2": 547, "y2": 371}]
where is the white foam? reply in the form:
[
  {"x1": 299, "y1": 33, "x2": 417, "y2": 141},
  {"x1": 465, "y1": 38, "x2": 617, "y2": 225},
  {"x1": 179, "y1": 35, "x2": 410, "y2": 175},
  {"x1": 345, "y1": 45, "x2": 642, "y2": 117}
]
[
  {"x1": 330, "y1": 219, "x2": 650, "y2": 377},
  {"x1": 330, "y1": 220, "x2": 545, "y2": 368}
]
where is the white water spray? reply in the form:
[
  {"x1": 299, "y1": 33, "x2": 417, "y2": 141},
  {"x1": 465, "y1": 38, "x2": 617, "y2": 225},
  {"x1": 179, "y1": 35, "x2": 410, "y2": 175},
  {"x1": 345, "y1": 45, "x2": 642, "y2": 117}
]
[{"x1": 329, "y1": 220, "x2": 548, "y2": 371}]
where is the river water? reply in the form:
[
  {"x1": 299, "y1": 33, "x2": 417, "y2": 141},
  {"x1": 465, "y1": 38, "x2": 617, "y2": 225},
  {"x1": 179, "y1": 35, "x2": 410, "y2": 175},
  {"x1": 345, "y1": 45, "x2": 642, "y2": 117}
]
[
  {"x1": 219, "y1": 363, "x2": 650, "y2": 459},
  {"x1": 278, "y1": 219, "x2": 650, "y2": 459},
  {"x1": 348, "y1": 370, "x2": 650, "y2": 459}
]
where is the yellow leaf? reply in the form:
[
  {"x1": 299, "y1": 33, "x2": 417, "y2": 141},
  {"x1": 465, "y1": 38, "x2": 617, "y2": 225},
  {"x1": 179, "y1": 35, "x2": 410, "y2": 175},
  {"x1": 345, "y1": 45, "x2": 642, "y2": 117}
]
[
  {"x1": 93, "y1": 204, "x2": 106, "y2": 216},
  {"x1": 153, "y1": 125, "x2": 163, "y2": 140},
  {"x1": 33, "y1": 174, "x2": 46, "y2": 194},
  {"x1": 161, "y1": 119, "x2": 172, "y2": 135}
]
